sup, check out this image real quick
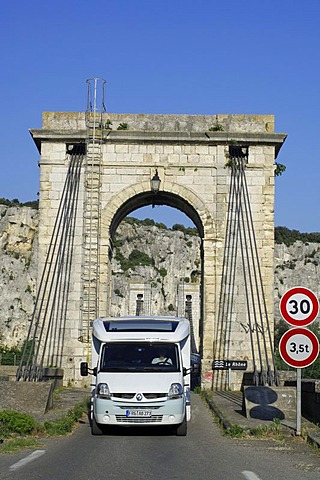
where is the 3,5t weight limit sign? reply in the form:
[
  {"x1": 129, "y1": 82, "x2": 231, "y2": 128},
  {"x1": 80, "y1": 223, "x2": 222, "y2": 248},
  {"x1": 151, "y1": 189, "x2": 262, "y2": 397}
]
[
  {"x1": 279, "y1": 328, "x2": 319, "y2": 368},
  {"x1": 279, "y1": 287, "x2": 319, "y2": 327}
]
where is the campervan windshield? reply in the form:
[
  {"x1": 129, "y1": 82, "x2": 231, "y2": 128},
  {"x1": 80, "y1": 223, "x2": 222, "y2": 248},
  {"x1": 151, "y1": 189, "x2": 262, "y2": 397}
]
[{"x1": 99, "y1": 342, "x2": 180, "y2": 373}]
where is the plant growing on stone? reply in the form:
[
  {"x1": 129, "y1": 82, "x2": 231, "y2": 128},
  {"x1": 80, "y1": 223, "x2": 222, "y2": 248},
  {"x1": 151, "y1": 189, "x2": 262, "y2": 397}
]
[
  {"x1": 159, "y1": 267, "x2": 167, "y2": 278},
  {"x1": 117, "y1": 122, "x2": 128, "y2": 130},
  {"x1": 114, "y1": 289, "x2": 124, "y2": 298},
  {"x1": 208, "y1": 122, "x2": 224, "y2": 131},
  {"x1": 274, "y1": 162, "x2": 286, "y2": 176},
  {"x1": 283, "y1": 260, "x2": 296, "y2": 270}
]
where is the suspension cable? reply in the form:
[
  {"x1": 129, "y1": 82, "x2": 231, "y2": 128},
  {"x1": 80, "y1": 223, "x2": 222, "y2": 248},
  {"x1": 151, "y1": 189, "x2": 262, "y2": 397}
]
[
  {"x1": 233, "y1": 158, "x2": 259, "y2": 384},
  {"x1": 17, "y1": 164, "x2": 74, "y2": 380},
  {"x1": 213, "y1": 154, "x2": 241, "y2": 389},
  {"x1": 37, "y1": 149, "x2": 83, "y2": 377},
  {"x1": 237, "y1": 159, "x2": 264, "y2": 384},
  {"x1": 240, "y1": 158, "x2": 279, "y2": 385},
  {"x1": 30, "y1": 152, "x2": 82, "y2": 380},
  {"x1": 16, "y1": 146, "x2": 83, "y2": 381}
]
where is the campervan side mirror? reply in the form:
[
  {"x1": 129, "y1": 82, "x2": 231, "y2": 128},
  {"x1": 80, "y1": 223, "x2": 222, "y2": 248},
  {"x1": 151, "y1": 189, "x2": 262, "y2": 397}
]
[
  {"x1": 184, "y1": 365, "x2": 200, "y2": 376},
  {"x1": 80, "y1": 362, "x2": 88, "y2": 376},
  {"x1": 80, "y1": 362, "x2": 97, "y2": 376}
]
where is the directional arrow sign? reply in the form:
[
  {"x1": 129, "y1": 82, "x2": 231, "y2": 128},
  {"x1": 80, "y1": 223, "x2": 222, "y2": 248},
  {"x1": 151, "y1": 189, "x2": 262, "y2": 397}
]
[
  {"x1": 279, "y1": 287, "x2": 319, "y2": 327},
  {"x1": 279, "y1": 327, "x2": 319, "y2": 368}
]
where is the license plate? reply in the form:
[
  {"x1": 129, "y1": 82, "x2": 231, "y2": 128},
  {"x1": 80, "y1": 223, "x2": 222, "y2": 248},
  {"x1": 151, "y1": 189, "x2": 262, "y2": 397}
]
[{"x1": 126, "y1": 410, "x2": 152, "y2": 418}]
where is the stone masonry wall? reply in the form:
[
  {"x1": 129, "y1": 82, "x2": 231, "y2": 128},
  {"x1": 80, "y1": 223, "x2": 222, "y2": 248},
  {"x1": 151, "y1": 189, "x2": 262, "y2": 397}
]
[{"x1": 30, "y1": 112, "x2": 286, "y2": 388}]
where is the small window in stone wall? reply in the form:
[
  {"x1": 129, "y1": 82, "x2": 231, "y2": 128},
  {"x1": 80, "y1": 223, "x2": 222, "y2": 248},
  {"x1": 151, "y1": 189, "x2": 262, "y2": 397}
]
[
  {"x1": 136, "y1": 294, "x2": 144, "y2": 316},
  {"x1": 185, "y1": 295, "x2": 192, "y2": 320}
]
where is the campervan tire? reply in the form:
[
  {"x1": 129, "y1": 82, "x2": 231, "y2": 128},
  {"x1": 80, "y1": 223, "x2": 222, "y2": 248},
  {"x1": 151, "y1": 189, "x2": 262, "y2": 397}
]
[
  {"x1": 91, "y1": 417, "x2": 103, "y2": 435},
  {"x1": 175, "y1": 416, "x2": 187, "y2": 436}
]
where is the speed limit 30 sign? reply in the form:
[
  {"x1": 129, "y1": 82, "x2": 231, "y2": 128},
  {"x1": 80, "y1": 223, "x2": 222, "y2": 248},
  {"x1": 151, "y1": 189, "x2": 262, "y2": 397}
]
[
  {"x1": 279, "y1": 327, "x2": 319, "y2": 368},
  {"x1": 279, "y1": 287, "x2": 319, "y2": 327}
]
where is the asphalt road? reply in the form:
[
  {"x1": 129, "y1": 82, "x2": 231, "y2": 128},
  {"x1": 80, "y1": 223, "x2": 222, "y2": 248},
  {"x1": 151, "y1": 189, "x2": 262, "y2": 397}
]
[{"x1": 0, "y1": 394, "x2": 319, "y2": 480}]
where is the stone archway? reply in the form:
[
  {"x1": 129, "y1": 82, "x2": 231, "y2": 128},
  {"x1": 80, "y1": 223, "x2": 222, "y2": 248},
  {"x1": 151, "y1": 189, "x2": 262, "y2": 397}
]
[
  {"x1": 30, "y1": 111, "x2": 286, "y2": 387},
  {"x1": 105, "y1": 179, "x2": 209, "y2": 237},
  {"x1": 98, "y1": 184, "x2": 212, "y2": 364}
]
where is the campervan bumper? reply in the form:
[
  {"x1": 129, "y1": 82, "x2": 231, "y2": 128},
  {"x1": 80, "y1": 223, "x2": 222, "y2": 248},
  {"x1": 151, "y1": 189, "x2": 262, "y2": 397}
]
[{"x1": 93, "y1": 396, "x2": 186, "y2": 426}]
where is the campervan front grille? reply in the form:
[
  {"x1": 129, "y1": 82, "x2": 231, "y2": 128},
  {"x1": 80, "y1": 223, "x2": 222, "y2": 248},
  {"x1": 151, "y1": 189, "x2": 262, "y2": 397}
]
[
  {"x1": 112, "y1": 393, "x2": 166, "y2": 400},
  {"x1": 112, "y1": 393, "x2": 135, "y2": 399},
  {"x1": 119, "y1": 405, "x2": 160, "y2": 410},
  {"x1": 115, "y1": 415, "x2": 163, "y2": 423},
  {"x1": 143, "y1": 393, "x2": 166, "y2": 399}
]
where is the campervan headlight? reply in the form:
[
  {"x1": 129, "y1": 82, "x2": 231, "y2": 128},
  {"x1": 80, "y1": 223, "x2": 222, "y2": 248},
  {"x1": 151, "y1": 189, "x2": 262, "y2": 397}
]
[
  {"x1": 97, "y1": 383, "x2": 111, "y2": 399},
  {"x1": 168, "y1": 383, "x2": 183, "y2": 399}
]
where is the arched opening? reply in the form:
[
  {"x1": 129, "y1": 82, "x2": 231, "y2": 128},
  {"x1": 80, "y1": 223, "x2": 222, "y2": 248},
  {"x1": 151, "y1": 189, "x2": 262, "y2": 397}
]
[
  {"x1": 108, "y1": 191, "x2": 204, "y2": 357},
  {"x1": 109, "y1": 191, "x2": 204, "y2": 239}
]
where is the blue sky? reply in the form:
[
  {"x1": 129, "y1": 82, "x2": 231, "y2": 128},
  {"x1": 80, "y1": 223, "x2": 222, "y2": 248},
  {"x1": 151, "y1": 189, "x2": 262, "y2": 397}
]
[{"x1": 1, "y1": 0, "x2": 319, "y2": 231}]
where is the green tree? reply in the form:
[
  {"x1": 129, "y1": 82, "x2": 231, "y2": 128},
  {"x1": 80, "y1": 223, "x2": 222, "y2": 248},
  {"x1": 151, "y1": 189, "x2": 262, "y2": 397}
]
[
  {"x1": 128, "y1": 250, "x2": 154, "y2": 268},
  {"x1": 275, "y1": 226, "x2": 320, "y2": 246}
]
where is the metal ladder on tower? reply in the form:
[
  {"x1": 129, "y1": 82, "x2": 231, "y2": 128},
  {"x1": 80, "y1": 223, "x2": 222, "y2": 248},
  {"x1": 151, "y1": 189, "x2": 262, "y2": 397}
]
[{"x1": 79, "y1": 78, "x2": 106, "y2": 343}]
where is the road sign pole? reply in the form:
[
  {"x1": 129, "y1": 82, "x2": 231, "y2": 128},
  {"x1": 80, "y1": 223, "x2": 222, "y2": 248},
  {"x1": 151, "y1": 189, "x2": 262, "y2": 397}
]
[
  {"x1": 296, "y1": 368, "x2": 301, "y2": 436},
  {"x1": 279, "y1": 287, "x2": 320, "y2": 436}
]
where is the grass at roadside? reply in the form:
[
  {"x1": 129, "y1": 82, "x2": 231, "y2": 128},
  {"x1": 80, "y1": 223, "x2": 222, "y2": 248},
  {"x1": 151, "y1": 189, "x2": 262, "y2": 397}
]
[
  {"x1": 198, "y1": 390, "x2": 292, "y2": 442},
  {"x1": 0, "y1": 399, "x2": 88, "y2": 454},
  {"x1": 43, "y1": 403, "x2": 87, "y2": 436},
  {"x1": 0, "y1": 438, "x2": 40, "y2": 454},
  {"x1": 224, "y1": 418, "x2": 285, "y2": 440}
]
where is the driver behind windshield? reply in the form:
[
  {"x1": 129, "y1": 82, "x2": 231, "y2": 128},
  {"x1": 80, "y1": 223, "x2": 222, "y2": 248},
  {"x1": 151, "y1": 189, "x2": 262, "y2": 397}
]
[{"x1": 151, "y1": 351, "x2": 173, "y2": 365}]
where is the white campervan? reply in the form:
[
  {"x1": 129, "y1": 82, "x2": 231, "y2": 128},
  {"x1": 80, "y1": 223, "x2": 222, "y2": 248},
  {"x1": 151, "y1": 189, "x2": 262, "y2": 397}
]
[{"x1": 80, "y1": 315, "x2": 192, "y2": 436}]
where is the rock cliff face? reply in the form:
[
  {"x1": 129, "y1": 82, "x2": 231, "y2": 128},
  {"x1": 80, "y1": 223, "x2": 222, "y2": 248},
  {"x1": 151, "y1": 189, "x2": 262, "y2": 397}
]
[
  {"x1": 274, "y1": 242, "x2": 320, "y2": 325},
  {"x1": 0, "y1": 205, "x2": 319, "y2": 349},
  {"x1": 109, "y1": 219, "x2": 201, "y2": 317},
  {"x1": 0, "y1": 206, "x2": 38, "y2": 348}
]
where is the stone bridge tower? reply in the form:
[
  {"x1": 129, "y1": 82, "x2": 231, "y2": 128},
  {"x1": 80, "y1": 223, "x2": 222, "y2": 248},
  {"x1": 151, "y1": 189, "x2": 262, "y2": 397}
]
[{"x1": 30, "y1": 108, "x2": 286, "y2": 389}]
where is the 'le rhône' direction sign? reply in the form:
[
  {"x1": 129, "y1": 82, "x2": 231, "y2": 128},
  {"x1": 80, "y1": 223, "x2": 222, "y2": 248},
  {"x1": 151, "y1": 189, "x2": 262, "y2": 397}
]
[{"x1": 212, "y1": 360, "x2": 247, "y2": 371}]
